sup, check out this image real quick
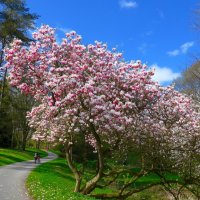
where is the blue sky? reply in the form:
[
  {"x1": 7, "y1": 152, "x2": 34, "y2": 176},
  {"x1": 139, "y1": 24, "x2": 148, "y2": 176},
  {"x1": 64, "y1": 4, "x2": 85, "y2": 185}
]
[{"x1": 27, "y1": 0, "x2": 200, "y2": 84}]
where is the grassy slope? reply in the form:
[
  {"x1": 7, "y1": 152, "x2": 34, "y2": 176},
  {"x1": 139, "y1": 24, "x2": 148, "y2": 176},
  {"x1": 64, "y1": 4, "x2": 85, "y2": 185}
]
[
  {"x1": 0, "y1": 148, "x2": 48, "y2": 166},
  {"x1": 26, "y1": 158, "x2": 96, "y2": 200},
  {"x1": 26, "y1": 156, "x2": 173, "y2": 200}
]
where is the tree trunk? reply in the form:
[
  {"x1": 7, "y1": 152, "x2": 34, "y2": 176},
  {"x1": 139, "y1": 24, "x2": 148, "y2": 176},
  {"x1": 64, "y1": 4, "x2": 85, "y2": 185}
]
[
  {"x1": 65, "y1": 143, "x2": 82, "y2": 192},
  {"x1": 11, "y1": 122, "x2": 16, "y2": 148},
  {"x1": 81, "y1": 123, "x2": 104, "y2": 195},
  {"x1": 22, "y1": 131, "x2": 28, "y2": 151},
  {"x1": 0, "y1": 39, "x2": 6, "y2": 105},
  {"x1": 1, "y1": 67, "x2": 7, "y2": 102}
]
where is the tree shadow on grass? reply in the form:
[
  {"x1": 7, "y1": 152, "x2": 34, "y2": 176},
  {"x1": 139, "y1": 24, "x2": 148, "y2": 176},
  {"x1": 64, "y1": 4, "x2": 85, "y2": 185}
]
[
  {"x1": 0, "y1": 153, "x2": 25, "y2": 165},
  {"x1": 35, "y1": 161, "x2": 75, "y2": 182}
]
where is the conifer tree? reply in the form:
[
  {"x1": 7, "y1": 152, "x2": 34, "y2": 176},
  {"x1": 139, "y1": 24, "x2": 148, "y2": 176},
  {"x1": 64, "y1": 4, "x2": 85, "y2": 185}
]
[
  {"x1": 0, "y1": 0, "x2": 38, "y2": 101},
  {"x1": 0, "y1": 0, "x2": 38, "y2": 147}
]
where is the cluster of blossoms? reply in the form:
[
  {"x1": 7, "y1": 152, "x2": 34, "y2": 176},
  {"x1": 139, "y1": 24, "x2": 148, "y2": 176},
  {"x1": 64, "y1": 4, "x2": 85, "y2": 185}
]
[{"x1": 5, "y1": 25, "x2": 200, "y2": 161}]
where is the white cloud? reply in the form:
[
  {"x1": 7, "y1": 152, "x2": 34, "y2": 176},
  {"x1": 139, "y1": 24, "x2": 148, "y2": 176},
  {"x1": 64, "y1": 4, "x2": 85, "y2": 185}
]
[
  {"x1": 180, "y1": 42, "x2": 194, "y2": 54},
  {"x1": 150, "y1": 64, "x2": 180, "y2": 83},
  {"x1": 167, "y1": 49, "x2": 180, "y2": 56},
  {"x1": 119, "y1": 0, "x2": 137, "y2": 9},
  {"x1": 167, "y1": 41, "x2": 194, "y2": 57},
  {"x1": 56, "y1": 26, "x2": 72, "y2": 34}
]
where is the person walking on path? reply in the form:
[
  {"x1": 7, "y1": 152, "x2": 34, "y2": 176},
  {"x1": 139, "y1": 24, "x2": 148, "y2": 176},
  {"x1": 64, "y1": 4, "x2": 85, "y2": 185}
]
[
  {"x1": 34, "y1": 152, "x2": 37, "y2": 164},
  {"x1": 0, "y1": 151, "x2": 57, "y2": 200},
  {"x1": 34, "y1": 152, "x2": 41, "y2": 164}
]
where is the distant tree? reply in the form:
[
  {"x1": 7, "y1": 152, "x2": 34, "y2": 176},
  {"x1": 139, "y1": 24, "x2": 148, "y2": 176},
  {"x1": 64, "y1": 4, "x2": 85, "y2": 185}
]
[
  {"x1": 0, "y1": 0, "x2": 38, "y2": 103},
  {"x1": 11, "y1": 90, "x2": 35, "y2": 150},
  {"x1": 0, "y1": 83, "x2": 34, "y2": 149},
  {"x1": 180, "y1": 3, "x2": 200, "y2": 101},
  {"x1": 0, "y1": 82, "x2": 12, "y2": 147},
  {"x1": 174, "y1": 61, "x2": 200, "y2": 102},
  {"x1": 0, "y1": 0, "x2": 38, "y2": 148}
]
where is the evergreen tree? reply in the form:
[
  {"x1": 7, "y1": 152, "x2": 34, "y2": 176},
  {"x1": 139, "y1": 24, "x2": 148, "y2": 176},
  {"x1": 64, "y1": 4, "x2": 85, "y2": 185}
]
[
  {"x1": 0, "y1": 0, "x2": 39, "y2": 101},
  {"x1": 0, "y1": 0, "x2": 38, "y2": 148}
]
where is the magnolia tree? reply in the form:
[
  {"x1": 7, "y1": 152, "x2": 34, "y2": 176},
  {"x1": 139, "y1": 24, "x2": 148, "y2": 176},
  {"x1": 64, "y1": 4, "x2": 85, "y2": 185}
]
[{"x1": 5, "y1": 25, "x2": 200, "y2": 199}]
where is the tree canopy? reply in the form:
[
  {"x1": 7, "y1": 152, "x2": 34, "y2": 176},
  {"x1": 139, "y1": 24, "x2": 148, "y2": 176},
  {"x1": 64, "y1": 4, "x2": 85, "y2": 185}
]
[
  {"x1": 0, "y1": 0, "x2": 38, "y2": 43},
  {"x1": 174, "y1": 61, "x2": 200, "y2": 102},
  {"x1": 5, "y1": 25, "x2": 200, "y2": 199},
  {"x1": 0, "y1": 0, "x2": 38, "y2": 149}
]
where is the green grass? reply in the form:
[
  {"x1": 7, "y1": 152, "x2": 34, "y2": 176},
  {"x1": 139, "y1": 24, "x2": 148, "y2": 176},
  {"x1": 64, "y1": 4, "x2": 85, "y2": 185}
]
[
  {"x1": 0, "y1": 148, "x2": 48, "y2": 166},
  {"x1": 49, "y1": 149, "x2": 65, "y2": 158},
  {"x1": 26, "y1": 157, "x2": 173, "y2": 200},
  {"x1": 26, "y1": 158, "x2": 96, "y2": 200},
  {"x1": 26, "y1": 153, "x2": 180, "y2": 200}
]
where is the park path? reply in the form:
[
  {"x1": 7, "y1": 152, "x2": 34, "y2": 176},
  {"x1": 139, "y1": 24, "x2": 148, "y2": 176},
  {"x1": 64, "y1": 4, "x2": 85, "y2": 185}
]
[{"x1": 0, "y1": 151, "x2": 57, "y2": 200}]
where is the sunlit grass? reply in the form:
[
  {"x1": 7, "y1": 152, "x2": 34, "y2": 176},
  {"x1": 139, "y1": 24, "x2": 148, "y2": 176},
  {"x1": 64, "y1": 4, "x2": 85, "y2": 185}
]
[
  {"x1": 26, "y1": 158, "x2": 96, "y2": 200},
  {"x1": 0, "y1": 148, "x2": 48, "y2": 166},
  {"x1": 26, "y1": 154, "x2": 180, "y2": 200}
]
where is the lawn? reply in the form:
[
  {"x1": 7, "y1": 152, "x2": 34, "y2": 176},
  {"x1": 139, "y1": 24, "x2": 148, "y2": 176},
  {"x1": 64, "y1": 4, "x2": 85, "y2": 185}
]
[
  {"x1": 26, "y1": 158, "x2": 96, "y2": 200},
  {"x1": 26, "y1": 156, "x2": 174, "y2": 200},
  {"x1": 0, "y1": 148, "x2": 48, "y2": 166}
]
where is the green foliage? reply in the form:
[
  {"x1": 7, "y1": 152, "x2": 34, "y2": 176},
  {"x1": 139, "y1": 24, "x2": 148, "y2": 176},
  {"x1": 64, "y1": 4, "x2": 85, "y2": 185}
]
[
  {"x1": 0, "y1": 0, "x2": 39, "y2": 43},
  {"x1": 0, "y1": 0, "x2": 38, "y2": 149},
  {"x1": 10, "y1": 91, "x2": 35, "y2": 150},
  {"x1": 26, "y1": 158, "x2": 96, "y2": 200},
  {"x1": 0, "y1": 84, "x2": 13, "y2": 147},
  {"x1": 0, "y1": 147, "x2": 47, "y2": 166},
  {"x1": 26, "y1": 155, "x2": 181, "y2": 200},
  {"x1": 49, "y1": 149, "x2": 65, "y2": 158},
  {"x1": 0, "y1": 87, "x2": 35, "y2": 149}
]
